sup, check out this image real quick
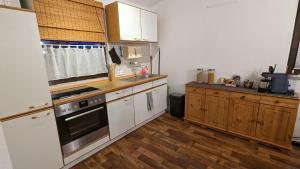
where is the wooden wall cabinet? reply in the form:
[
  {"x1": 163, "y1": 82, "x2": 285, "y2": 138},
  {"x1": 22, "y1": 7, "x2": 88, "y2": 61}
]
[
  {"x1": 105, "y1": 2, "x2": 158, "y2": 42},
  {"x1": 185, "y1": 84, "x2": 299, "y2": 150}
]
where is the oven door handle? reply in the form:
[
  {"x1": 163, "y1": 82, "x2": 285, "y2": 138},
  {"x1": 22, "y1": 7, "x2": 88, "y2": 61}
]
[{"x1": 65, "y1": 107, "x2": 105, "y2": 122}]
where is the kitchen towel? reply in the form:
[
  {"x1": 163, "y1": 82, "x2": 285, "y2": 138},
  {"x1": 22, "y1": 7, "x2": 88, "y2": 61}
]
[{"x1": 146, "y1": 92, "x2": 154, "y2": 111}]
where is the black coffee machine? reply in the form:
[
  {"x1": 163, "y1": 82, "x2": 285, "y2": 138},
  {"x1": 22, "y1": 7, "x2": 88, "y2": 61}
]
[{"x1": 258, "y1": 65, "x2": 289, "y2": 94}]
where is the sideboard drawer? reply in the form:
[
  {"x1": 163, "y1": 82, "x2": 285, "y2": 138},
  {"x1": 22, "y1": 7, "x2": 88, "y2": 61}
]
[
  {"x1": 260, "y1": 96, "x2": 299, "y2": 109},
  {"x1": 206, "y1": 89, "x2": 230, "y2": 97},
  {"x1": 186, "y1": 87, "x2": 205, "y2": 94},
  {"x1": 230, "y1": 92, "x2": 260, "y2": 103}
]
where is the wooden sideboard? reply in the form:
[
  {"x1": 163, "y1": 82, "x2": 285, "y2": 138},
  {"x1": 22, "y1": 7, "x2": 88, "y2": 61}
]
[{"x1": 185, "y1": 82, "x2": 300, "y2": 150}]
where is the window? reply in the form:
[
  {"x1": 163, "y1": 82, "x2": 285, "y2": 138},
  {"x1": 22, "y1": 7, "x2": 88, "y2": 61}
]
[{"x1": 42, "y1": 41, "x2": 108, "y2": 85}]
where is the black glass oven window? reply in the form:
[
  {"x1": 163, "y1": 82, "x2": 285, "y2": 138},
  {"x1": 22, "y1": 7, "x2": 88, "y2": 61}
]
[{"x1": 67, "y1": 110, "x2": 101, "y2": 139}]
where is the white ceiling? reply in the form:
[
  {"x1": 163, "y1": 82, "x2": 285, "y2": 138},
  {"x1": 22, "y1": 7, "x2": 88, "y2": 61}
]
[{"x1": 124, "y1": 0, "x2": 163, "y2": 8}]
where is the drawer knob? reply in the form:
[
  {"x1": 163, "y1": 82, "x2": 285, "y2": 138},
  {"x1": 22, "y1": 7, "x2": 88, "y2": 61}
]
[
  {"x1": 240, "y1": 96, "x2": 246, "y2": 99},
  {"x1": 214, "y1": 92, "x2": 219, "y2": 95},
  {"x1": 274, "y1": 100, "x2": 280, "y2": 104}
]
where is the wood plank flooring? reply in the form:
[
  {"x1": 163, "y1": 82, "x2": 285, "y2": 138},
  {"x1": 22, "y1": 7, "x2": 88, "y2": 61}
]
[{"x1": 72, "y1": 113, "x2": 300, "y2": 169}]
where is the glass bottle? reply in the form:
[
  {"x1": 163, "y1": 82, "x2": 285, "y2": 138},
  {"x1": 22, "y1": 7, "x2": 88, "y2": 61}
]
[
  {"x1": 207, "y1": 69, "x2": 215, "y2": 84},
  {"x1": 196, "y1": 68, "x2": 204, "y2": 83}
]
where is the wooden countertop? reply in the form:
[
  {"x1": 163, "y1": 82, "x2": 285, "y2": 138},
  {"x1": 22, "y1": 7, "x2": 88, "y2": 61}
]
[
  {"x1": 52, "y1": 75, "x2": 168, "y2": 106},
  {"x1": 0, "y1": 75, "x2": 167, "y2": 121},
  {"x1": 186, "y1": 81, "x2": 300, "y2": 100}
]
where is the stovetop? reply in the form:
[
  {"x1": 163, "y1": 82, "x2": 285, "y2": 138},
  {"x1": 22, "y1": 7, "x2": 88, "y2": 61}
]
[{"x1": 51, "y1": 87, "x2": 99, "y2": 100}]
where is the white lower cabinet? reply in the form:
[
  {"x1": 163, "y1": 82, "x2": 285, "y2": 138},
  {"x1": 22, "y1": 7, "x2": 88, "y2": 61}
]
[
  {"x1": 107, "y1": 96, "x2": 135, "y2": 139},
  {"x1": 153, "y1": 85, "x2": 168, "y2": 115},
  {"x1": 134, "y1": 90, "x2": 154, "y2": 125},
  {"x1": 2, "y1": 109, "x2": 63, "y2": 169}
]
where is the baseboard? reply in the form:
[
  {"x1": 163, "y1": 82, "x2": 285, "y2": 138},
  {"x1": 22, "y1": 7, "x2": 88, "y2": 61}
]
[{"x1": 62, "y1": 110, "x2": 166, "y2": 169}]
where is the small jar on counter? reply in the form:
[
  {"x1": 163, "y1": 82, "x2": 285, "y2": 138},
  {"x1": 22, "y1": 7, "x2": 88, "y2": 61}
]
[
  {"x1": 196, "y1": 68, "x2": 204, "y2": 83},
  {"x1": 207, "y1": 69, "x2": 215, "y2": 84}
]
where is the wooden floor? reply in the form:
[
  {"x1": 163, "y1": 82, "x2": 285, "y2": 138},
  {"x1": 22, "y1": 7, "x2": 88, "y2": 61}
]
[{"x1": 72, "y1": 113, "x2": 300, "y2": 169}]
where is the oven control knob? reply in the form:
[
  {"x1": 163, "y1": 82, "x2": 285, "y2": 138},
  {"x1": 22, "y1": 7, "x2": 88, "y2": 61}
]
[
  {"x1": 90, "y1": 101, "x2": 94, "y2": 104},
  {"x1": 74, "y1": 105, "x2": 78, "y2": 109},
  {"x1": 94, "y1": 99, "x2": 98, "y2": 103}
]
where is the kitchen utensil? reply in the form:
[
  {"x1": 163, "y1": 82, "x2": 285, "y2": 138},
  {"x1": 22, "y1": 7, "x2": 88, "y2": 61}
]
[
  {"x1": 269, "y1": 64, "x2": 277, "y2": 74},
  {"x1": 109, "y1": 47, "x2": 121, "y2": 65},
  {"x1": 108, "y1": 64, "x2": 116, "y2": 82},
  {"x1": 243, "y1": 80, "x2": 254, "y2": 89}
]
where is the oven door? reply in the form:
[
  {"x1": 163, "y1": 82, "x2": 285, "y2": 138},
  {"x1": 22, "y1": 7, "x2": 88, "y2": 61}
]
[{"x1": 56, "y1": 104, "x2": 108, "y2": 146}]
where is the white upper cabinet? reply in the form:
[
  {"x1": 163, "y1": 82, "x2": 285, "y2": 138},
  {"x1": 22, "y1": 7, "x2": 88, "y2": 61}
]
[
  {"x1": 141, "y1": 10, "x2": 158, "y2": 42},
  {"x1": 106, "y1": 2, "x2": 158, "y2": 42},
  {"x1": 0, "y1": 8, "x2": 52, "y2": 117},
  {"x1": 118, "y1": 3, "x2": 142, "y2": 41}
]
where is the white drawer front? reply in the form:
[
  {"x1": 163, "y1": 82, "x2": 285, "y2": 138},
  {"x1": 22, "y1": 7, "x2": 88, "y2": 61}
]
[
  {"x1": 106, "y1": 87, "x2": 133, "y2": 102},
  {"x1": 133, "y1": 82, "x2": 153, "y2": 93},
  {"x1": 153, "y1": 78, "x2": 167, "y2": 87}
]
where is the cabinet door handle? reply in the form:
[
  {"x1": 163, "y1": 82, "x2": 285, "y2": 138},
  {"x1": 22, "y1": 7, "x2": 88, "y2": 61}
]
[
  {"x1": 29, "y1": 103, "x2": 49, "y2": 110},
  {"x1": 240, "y1": 96, "x2": 246, "y2": 100},
  {"x1": 31, "y1": 112, "x2": 50, "y2": 120},
  {"x1": 124, "y1": 99, "x2": 132, "y2": 102},
  {"x1": 65, "y1": 107, "x2": 104, "y2": 122}
]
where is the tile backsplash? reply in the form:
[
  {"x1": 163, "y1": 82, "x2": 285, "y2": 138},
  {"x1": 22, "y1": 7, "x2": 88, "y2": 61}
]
[{"x1": 108, "y1": 43, "x2": 159, "y2": 77}]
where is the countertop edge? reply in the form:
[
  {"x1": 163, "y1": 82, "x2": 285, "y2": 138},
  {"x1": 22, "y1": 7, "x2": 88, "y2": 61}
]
[
  {"x1": 186, "y1": 82, "x2": 300, "y2": 101},
  {"x1": 52, "y1": 75, "x2": 168, "y2": 106},
  {"x1": 0, "y1": 106, "x2": 53, "y2": 122}
]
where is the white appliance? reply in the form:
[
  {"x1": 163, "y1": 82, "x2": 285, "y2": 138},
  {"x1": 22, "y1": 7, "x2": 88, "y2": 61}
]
[
  {"x1": 290, "y1": 76, "x2": 300, "y2": 144},
  {"x1": 4, "y1": 0, "x2": 21, "y2": 8},
  {"x1": 0, "y1": 7, "x2": 64, "y2": 169}
]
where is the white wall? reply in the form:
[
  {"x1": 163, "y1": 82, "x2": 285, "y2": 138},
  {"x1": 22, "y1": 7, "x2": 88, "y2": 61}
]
[
  {"x1": 0, "y1": 124, "x2": 12, "y2": 169},
  {"x1": 152, "y1": 0, "x2": 298, "y2": 93}
]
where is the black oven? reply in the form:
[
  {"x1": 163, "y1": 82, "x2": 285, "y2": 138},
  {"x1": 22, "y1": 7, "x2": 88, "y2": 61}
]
[{"x1": 54, "y1": 94, "x2": 109, "y2": 157}]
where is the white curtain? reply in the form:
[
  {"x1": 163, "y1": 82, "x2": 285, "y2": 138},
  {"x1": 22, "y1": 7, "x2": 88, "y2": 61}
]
[{"x1": 43, "y1": 45, "x2": 107, "y2": 81}]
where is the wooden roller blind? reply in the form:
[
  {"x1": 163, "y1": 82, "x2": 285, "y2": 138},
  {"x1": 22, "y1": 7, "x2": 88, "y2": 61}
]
[{"x1": 31, "y1": 0, "x2": 106, "y2": 42}]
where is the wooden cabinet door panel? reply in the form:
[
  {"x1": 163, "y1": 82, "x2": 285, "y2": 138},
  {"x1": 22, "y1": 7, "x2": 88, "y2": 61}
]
[
  {"x1": 205, "y1": 96, "x2": 229, "y2": 129},
  {"x1": 256, "y1": 104, "x2": 297, "y2": 145},
  {"x1": 186, "y1": 94, "x2": 205, "y2": 122},
  {"x1": 228, "y1": 99, "x2": 259, "y2": 136}
]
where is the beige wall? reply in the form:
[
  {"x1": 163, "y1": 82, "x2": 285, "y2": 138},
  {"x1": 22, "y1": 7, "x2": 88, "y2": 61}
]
[{"x1": 153, "y1": 0, "x2": 298, "y2": 93}]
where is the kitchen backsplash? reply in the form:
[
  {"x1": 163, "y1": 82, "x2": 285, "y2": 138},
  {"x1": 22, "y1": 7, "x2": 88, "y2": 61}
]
[{"x1": 108, "y1": 43, "x2": 159, "y2": 77}]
